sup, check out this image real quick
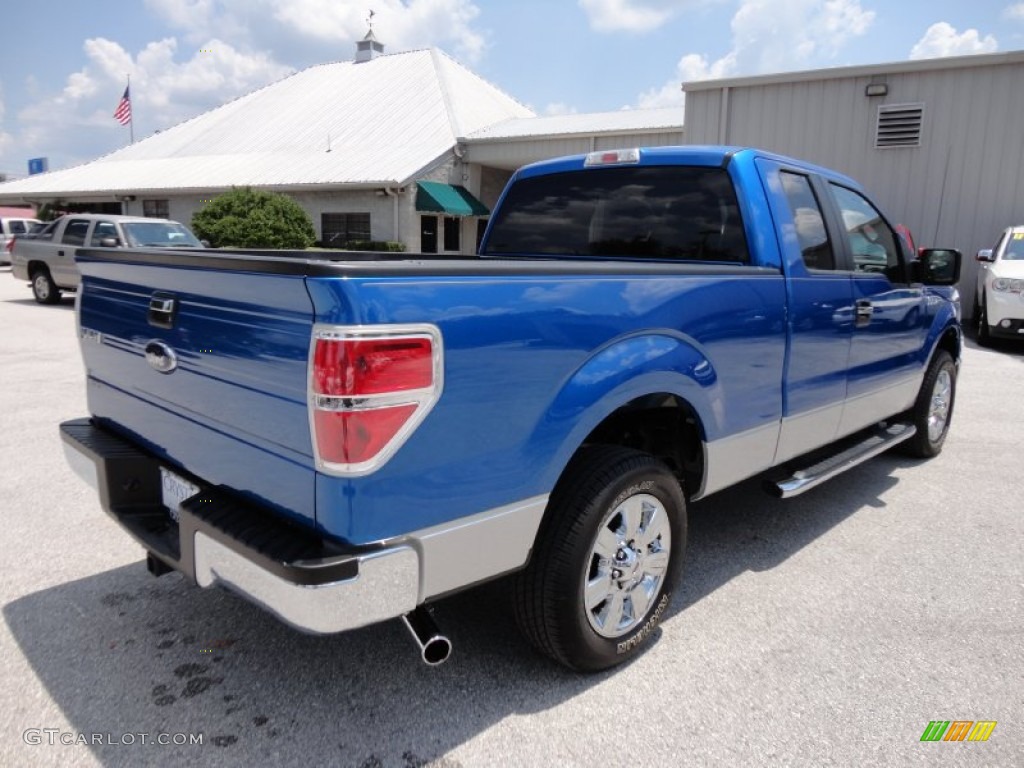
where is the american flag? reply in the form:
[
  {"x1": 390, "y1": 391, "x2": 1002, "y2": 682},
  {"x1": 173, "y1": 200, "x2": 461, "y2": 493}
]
[{"x1": 113, "y1": 86, "x2": 132, "y2": 126}]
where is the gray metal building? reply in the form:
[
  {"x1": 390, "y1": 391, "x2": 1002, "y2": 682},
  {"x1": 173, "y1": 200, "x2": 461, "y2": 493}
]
[{"x1": 683, "y1": 50, "x2": 1024, "y2": 313}]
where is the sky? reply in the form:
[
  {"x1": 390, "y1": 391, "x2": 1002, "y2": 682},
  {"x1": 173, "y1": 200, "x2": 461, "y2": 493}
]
[{"x1": 0, "y1": 0, "x2": 1021, "y2": 178}]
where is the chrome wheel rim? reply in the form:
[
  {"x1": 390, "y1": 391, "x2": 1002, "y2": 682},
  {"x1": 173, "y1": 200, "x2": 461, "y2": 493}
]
[
  {"x1": 34, "y1": 274, "x2": 49, "y2": 300},
  {"x1": 583, "y1": 493, "x2": 671, "y2": 638},
  {"x1": 927, "y1": 369, "x2": 952, "y2": 443}
]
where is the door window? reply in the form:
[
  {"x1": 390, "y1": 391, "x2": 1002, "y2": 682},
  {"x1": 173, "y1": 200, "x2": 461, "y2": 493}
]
[
  {"x1": 779, "y1": 172, "x2": 834, "y2": 270},
  {"x1": 828, "y1": 184, "x2": 903, "y2": 279},
  {"x1": 60, "y1": 219, "x2": 90, "y2": 246},
  {"x1": 89, "y1": 221, "x2": 119, "y2": 246}
]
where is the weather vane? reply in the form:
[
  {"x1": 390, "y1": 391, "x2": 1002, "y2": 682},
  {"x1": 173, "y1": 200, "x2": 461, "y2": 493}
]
[{"x1": 367, "y1": 9, "x2": 375, "y2": 30}]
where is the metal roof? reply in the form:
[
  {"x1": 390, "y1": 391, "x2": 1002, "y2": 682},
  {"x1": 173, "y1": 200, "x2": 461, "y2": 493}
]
[
  {"x1": 0, "y1": 49, "x2": 533, "y2": 199},
  {"x1": 463, "y1": 108, "x2": 683, "y2": 142}
]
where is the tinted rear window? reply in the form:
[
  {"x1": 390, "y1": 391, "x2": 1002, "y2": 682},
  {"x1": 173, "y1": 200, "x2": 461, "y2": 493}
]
[{"x1": 482, "y1": 166, "x2": 749, "y2": 263}]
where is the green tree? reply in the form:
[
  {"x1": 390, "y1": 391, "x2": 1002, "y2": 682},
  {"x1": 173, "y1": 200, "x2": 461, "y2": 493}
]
[{"x1": 191, "y1": 187, "x2": 316, "y2": 249}]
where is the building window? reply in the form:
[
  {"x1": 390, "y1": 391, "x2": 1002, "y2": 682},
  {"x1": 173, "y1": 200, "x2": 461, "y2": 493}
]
[
  {"x1": 443, "y1": 216, "x2": 460, "y2": 252},
  {"x1": 322, "y1": 212, "x2": 371, "y2": 247},
  {"x1": 875, "y1": 103, "x2": 924, "y2": 148},
  {"x1": 143, "y1": 199, "x2": 169, "y2": 218}
]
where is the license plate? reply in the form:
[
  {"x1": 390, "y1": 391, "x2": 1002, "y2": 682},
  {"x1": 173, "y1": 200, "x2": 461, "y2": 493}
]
[{"x1": 160, "y1": 467, "x2": 199, "y2": 523}]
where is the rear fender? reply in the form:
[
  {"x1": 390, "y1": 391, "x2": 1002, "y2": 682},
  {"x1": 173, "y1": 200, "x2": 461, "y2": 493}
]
[{"x1": 532, "y1": 332, "x2": 717, "y2": 490}]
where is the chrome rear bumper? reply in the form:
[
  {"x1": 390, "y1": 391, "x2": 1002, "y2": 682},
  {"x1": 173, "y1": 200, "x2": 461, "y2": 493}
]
[{"x1": 60, "y1": 418, "x2": 546, "y2": 635}]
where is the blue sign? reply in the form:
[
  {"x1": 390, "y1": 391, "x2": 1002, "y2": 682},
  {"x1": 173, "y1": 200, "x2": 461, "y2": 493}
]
[{"x1": 28, "y1": 157, "x2": 48, "y2": 175}]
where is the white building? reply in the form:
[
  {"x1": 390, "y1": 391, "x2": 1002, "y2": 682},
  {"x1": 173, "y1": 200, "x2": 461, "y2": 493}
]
[
  {"x1": 682, "y1": 50, "x2": 1024, "y2": 310},
  {"x1": 0, "y1": 33, "x2": 683, "y2": 255}
]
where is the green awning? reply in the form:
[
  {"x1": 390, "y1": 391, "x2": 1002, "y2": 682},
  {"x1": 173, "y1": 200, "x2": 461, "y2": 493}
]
[{"x1": 415, "y1": 181, "x2": 490, "y2": 217}]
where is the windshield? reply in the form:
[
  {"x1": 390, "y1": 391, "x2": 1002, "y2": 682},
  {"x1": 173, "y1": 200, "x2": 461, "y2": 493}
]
[
  {"x1": 482, "y1": 165, "x2": 749, "y2": 263},
  {"x1": 123, "y1": 221, "x2": 202, "y2": 248}
]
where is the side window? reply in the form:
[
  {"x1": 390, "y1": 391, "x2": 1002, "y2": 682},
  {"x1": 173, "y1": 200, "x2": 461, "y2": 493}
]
[
  {"x1": 60, "y1": 219, "x2": 91, "y2": 246},
  {"x1": 779, "y1": 172, "x2": 834, "y2": 270},
  {"x1": 9, "y1": 221, "x2": 28, "y2": 235},
  {"x1": 828, "y1": 184, "x2": 902, "y2": 279},
  {"x1": 143, "y1": 199, "x2": 169, "y2": 218},
  {"x1": 35, "y1": 220, "x2": 59, "y2": 241},
  {"x1": 89, "y1": 221, "x2": 119, "y2": 246}
]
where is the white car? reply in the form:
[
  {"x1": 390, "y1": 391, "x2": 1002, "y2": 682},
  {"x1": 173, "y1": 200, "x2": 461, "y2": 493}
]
[
  {"x1": 975, "y1": 225, "x2": 1024, "y2": 343},
  {"x1": 1, "y1": 215, "x2": 42, "y2": 265}
]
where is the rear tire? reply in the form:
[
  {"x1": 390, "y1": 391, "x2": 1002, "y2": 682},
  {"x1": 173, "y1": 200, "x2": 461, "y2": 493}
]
[
  {"x1": 31, "y1": 268, "x2": 61, "y2": 305},
  {"x1": 901, "y1": 350, "x2": 956, "y2": 458},
  {"x1": 513, "y1": 445, "x2": 685, "y2": 671}
]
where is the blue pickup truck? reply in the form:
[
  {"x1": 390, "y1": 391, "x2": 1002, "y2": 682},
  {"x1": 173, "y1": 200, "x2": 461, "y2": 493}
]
[{"x1": 60, "y1": 146, "x2": 962, "y2": 671}]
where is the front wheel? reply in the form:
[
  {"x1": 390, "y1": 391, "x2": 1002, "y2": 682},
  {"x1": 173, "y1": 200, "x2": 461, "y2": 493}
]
[
  {"x1": 902, "y1": 350, "x2": 956, "y2": 458},
  {"x1": 31, "y1": 268, "x2": 62, "y2": 305},
  {"x1": 976, "y1": 294, "x2": 991, "y2": 346},
  {"x1": 513, "y1": 446, "x2": 685, "y2": 671}
]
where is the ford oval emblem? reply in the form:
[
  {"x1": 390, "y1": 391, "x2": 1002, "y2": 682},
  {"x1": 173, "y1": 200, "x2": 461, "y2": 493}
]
[{"x1": 145, "y1": 340, "x2": 178, "y2": 374}]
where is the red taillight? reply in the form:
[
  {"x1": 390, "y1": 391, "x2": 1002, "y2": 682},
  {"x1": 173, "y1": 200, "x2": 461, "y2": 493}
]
[
  {"x1": 313, "y1": 337, "x2": 433, "y2": 396},
  {"x1": 5, "y1": 237, "x2": 15, "y2": 254},
  {"x1": 314, "y1": 406, "x2": 418, "y2": 464},
  {"x1": 310, "y1": 326, "x2": 442, "y2": 475}
]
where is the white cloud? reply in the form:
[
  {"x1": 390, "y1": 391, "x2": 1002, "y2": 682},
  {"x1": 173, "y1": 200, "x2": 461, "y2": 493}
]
[
  {"x1": 544, "y1": 103, "x2": 579, "y2": 116},
  {"x1": 271, "y1": 0, "x2": 487, "y2": 62},
  {"x1": 145, "y1": 0, "x2": 216, "y2": 28},
  {"x1": 578, "y1": 0, "x2": 676, "y2": 33},
  {"x1": 909, "y1": 22, "x2": 998, "y2": 59},
  {"x1": 728, "y1": 0, "x2": 875, "y2": 73},
  {"x1": 1003, "y1": 3, "x2": 1024, "y2": 20},
  {"x1": 637, "y1": 52, "x2": 736, "y2": 107},
  {"x1": 634, "y1": 0, "x2": 874, "y2": 108}
]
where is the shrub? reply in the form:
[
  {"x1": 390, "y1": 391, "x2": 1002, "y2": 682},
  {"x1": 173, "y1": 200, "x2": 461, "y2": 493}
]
[
  {"x1": 327, "y1": 240, "x2": 406, "y2": 252},
  {"x1": 191, "y1": 187, "x2": 316, "y2": 249}
]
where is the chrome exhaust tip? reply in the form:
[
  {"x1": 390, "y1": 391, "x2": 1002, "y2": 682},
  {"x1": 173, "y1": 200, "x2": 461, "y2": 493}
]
[{"x1": 401, "y1": 608, "x2": 452, "y2": 666}]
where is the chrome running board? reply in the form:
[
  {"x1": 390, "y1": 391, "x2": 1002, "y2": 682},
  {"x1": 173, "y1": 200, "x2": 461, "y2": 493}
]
[{"x1": 766, "y1": 422, "x2": 916, "y2": 499}]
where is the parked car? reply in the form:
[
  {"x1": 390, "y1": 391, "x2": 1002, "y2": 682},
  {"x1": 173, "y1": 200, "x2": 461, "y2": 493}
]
[
  {"x1": 0, "y1": 215, "x2": 42, "y2": 266},
  {"x1": 10, "y1": 213, "x2": 203, "y2": 303},
  {"x1": 975, "y1": 225, "x2": 1024, "y2": 343}
]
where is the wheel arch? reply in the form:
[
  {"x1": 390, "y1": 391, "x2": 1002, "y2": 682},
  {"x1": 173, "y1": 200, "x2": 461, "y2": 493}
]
[
  {"x1": 532, "y1": 332, "x2": 718, "y2": 503},
  {"x1": 27, "y1": 260, "x2": 51, "y2": 277}
]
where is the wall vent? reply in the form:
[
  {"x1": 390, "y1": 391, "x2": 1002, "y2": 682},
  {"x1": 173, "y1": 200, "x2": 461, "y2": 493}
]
[{"x1": 875, "y1": 103, "x2": 924, "y2": 148}]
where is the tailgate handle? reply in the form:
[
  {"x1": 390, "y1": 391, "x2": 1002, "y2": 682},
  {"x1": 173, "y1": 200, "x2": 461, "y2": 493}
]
[{"x1": 148, "y1": 293, "x2": 179, "y2": 329}]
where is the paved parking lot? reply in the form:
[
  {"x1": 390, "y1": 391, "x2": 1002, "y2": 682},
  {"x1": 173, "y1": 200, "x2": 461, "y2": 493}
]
[{"x1": 1, "y1": 268, "x2": 1021, "y2": 767}]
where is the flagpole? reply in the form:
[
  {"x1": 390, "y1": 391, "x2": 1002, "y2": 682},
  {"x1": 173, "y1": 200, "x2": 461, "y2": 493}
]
[{"x1": 128, "y1": 74, "x2": 134, "y2": 144}]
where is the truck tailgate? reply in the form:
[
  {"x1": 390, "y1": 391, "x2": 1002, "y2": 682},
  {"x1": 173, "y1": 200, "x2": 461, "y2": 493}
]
[{"x1": 75, "y1": 253, "x2": 316, "y2": 526}]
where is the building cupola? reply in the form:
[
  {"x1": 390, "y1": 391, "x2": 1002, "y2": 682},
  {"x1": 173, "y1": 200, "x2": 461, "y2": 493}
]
[{"x1": 355, "y1": 12, "x2": 384, "y2": 63}]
